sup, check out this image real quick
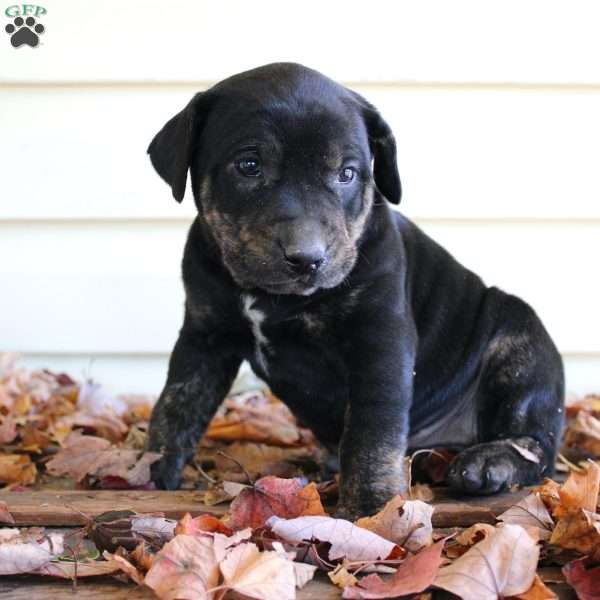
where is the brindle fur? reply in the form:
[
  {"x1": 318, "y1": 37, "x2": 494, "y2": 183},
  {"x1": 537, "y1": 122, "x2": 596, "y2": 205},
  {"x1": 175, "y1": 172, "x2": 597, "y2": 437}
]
[{"x1": 146, "y1": 63, "x2": 564, "y2": 518}]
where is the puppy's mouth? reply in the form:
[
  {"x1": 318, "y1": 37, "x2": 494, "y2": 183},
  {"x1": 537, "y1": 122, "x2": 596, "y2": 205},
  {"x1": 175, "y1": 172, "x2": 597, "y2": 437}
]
[{"x1": 260, "y1": 273, "x2": 320, "y2": 296}]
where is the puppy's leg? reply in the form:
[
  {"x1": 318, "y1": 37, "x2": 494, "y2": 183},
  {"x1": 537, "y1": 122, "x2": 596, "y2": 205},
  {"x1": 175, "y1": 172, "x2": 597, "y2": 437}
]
[
  {"x1": 147, "y1": 330, "x2": 241, "y2": 490},
  {"x1": 447, "y1": 300, "x2": 564, "y2": 494},
  {"x1": 336, "y1": 316, "x2": 416, "y2": 519}
]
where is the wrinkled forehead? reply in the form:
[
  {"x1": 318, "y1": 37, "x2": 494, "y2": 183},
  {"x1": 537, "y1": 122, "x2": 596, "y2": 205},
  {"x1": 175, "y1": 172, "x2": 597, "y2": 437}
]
[{"x1": 201, "y1": 90, "x2": 370, "y2": 165}]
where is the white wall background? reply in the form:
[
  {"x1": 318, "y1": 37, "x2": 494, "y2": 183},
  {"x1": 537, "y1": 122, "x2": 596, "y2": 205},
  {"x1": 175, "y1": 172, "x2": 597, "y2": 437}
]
[{"x1": 0, "y1": 0, "x2": 598, "y2": 395}]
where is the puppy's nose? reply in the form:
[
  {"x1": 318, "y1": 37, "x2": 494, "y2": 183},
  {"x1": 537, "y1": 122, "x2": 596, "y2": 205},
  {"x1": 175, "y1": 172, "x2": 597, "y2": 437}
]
[{"x1": 283, "y1": 245, "x2": 326, "y2": 275}]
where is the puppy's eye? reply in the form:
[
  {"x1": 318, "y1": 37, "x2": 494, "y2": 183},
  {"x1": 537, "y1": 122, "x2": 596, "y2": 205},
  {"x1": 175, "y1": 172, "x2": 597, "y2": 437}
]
[
  {"x1": 338, "y1": 167, "x2": 356, "y2": 183},
  {"x1": 236, "y1": 157, "x2": 262, "y2": 177}
]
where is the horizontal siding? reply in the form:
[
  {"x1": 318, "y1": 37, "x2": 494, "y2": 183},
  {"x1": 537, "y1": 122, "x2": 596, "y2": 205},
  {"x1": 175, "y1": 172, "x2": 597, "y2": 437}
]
[
  {"x1": 2, "y1": 86, "x2": 600, "y2": 221},
  {"x1": 20, "y1": 353, "x2": 600, "y2": 398},
  {"x1": 1, "y1": 220, "x2": 598, "y2": 354},
  {"x1": 2, "y1": 1, "x2": 600, "y2": 84}
]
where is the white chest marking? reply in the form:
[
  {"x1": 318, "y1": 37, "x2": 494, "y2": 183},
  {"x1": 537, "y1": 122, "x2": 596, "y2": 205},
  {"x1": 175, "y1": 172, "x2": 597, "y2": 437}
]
[{"x1": 242, "y1": 294, "x2": 270, "y2": 374}]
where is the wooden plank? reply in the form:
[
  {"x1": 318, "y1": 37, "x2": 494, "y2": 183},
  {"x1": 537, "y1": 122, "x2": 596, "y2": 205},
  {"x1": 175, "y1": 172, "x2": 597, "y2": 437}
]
[
  {"x1": 1, "y1": 490, "x2": 226, "y2": 526},
  {"x1": 2, "y1": 487, "x2": 531, "y2": 528}
]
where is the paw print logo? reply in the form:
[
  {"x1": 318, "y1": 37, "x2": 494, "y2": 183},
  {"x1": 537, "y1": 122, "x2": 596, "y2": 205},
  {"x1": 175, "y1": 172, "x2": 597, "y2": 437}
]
[{"x1": 5, "y1": 16, "x2": 45, "y2": 48}]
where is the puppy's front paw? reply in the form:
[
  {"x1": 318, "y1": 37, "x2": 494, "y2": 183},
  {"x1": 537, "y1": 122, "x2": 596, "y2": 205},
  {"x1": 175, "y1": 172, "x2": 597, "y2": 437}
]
[
  {"x1": 446, "y1": 440, "x2": 542, "y2": 495},
  {"x1": 150, "y1": 453, "x2": 186, "y2": 490}
]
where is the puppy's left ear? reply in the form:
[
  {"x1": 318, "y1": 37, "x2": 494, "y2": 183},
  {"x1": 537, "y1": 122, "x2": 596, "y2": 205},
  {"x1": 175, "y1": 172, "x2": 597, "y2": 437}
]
[
  {"x1": 350, "y1": 92, "x2": 401, "y2": 204},
  {"x1": 147, "y1": 92, "x2": 212, "y2": 203}
]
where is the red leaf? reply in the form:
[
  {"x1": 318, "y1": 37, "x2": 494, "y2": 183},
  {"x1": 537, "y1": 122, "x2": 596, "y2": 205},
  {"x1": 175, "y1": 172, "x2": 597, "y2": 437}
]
[
  {"x1": 342, "y1": 538, "x2": 446, "y2": 598},
  {"x1": 563, "y1": 557, "x2": 600, "y2": 600},
  {"x1": 230, "y1": 476, "x2": 326, "y2": 530},
  {"x1": 175, "y1": 513, "x2": 232, "y2": 536}
]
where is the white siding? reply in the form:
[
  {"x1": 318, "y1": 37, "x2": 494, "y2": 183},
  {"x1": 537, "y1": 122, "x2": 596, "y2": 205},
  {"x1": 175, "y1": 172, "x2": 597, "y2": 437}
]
[{"x1": 0, "y1": 0, "x2": 598, "y2": 395}]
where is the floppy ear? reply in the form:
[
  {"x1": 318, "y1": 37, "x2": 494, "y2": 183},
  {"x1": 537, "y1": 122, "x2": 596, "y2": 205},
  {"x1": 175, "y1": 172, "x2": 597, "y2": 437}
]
[
  {"x1": 350, "y1": 92, "x2": 401, "y2": 204},
  {"x1": 147, "y1": 92, "x2": 211, "y2": 203}
]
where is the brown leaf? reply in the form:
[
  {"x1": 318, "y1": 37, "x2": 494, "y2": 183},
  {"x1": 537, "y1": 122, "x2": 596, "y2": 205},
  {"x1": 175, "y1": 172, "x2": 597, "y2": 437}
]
[
  {"x1": 329, "y1": 564, "x2": 358, "y2": 588},
  {"x1": 355, "y1": 496, "x2": 433, "y2": 552},
  {"x1": 0, "y1": 528, "x2": 64, "y2": 574},
  {"x1": 0, "y1": 500, "x2": 15, "y2": 524},
  {"x1": 555, "y1": 462, "x2": 600, "y2": 517},
  {"x1": 343, "y1": 537, "x2": 446, "y2": 599},
  {"x1": 0, "y1": 414, "x2": 17, "y2": 444},
  {"x1": 102, "y1": 550, "x2": 146, "y2": 584},
  {"x1": 445, "y1": 523, "x2": 496, "y2": 559},
  {"x1": 219, "y1": 542, "x2": 298, "y2": 600},
  {"x1": 550, "y1": 507, "x2": 600, "y2": 561},
  {"x1": 536, "y1": 478, "x2": 562, "y2": 514},
  {"x1": 267, "y1": 515, "x2": 403, "y2": 562},
  {"x1": 0, "y1": 453, "x2": 37, "y2": 486},
  {"x1": 564, "y1": 411, "x2": 600, "y2": 456},
  {"x1": 144, "y1": 534, "x2": 219, "y2": 600},
  {"x1": 34, "y1": 558, "x2": 123, "y2": 579},
  {"x1": 230, "y1": 476, "x2": 326, "y2": 530},
  {"x1": 175, "y1": 512, "x2": 232, "y2": 536},
  {"x1": 46, "y1": 430, "x2": 160, "y2": 486},
  {"x1": 562, "y1": 556, "x2": 600, "y2": 600},
  {"x1": 507, "y1": 574, "x2": 558, "y2": 600},
  {"x1": 434, "y1": 524, "x2": 540, "y2": 600},
  {"x1": 497, "y1": 493, "x2": 554, "y2": 540}
]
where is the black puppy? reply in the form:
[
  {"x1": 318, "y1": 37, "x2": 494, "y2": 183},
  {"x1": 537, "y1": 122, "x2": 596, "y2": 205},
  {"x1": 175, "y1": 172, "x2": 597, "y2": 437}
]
[{"x1": 146, "y1": 63, "x2": 564, "y2": 518}]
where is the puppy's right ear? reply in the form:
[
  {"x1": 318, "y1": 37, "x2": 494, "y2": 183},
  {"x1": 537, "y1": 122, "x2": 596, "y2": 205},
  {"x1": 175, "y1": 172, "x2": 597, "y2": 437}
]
[{"x1": 147, "y1": 92, "x2": 211, "y2": 203}]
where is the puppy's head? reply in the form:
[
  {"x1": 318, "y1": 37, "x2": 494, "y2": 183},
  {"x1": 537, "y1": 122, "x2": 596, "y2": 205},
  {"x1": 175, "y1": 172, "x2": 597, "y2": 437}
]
[{"x1": 148, "y1": 63, "x2": 401, "y2": 295}]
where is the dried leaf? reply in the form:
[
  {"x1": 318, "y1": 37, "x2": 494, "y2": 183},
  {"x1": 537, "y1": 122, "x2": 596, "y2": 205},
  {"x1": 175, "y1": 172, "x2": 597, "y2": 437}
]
[
  {"x1": 0, "y1": 528, "x2": 64, "y2": 574},
  {"x1": 267, "y1": 515, "x2": 402, "y2": 562},
  {"x1": 446, "y1": 523, "x2": 496, "y2": 559},
  {"x1": 131, "y1": 516, "x2": 176, "y2": 544},
  {"x1": 550, "y1": 507, "x2": 600, "y2": 561},
  {"x1": 508, "y1": 574, "x2": 558, "y2": 600},
  {"x1": 46, "y1": 430, "x2": 160, "y2": 486},
  {"x1": 564, "y1": 411, "x2": 600, "y2": 456},
  {"x1": 35, "y1": 558, "x2": 122, "y2": 579},
  {"x1": 510, "y1": 442, "x2": 541, "y2": 464},
  {"x1": 356, "y1": 496, "x2": 433, "y2": 552},
  {"x1": 102, "y1": 550, "x2": 145, "y2": 584},
  {"x1": 144, "y1": 534, "x2": 219, "y2": 600},
  {"x1": 230, "y1": 476, "x2": 326, "y2": 530},
  {"x1": 554, "y1": 462, "x2": 600, "y2": 517},
  {"x1": 562, "y1": 557, "x2": 600, "y2": 600},
  {"x1": 175, "y1": 512, "x2": 232, "y2": 537},
  {"x1": 343, "y1": 538, "x2": 446, "y2": 599},
  {"x1": 0, "y1": 500, "x2": 15, "y2": 524},
  {"x1": 535, "y1": 478, "x2": 562, "y2": 514},
  {"x1": 498, "y1": 493, "x2": 554, "y2": 540},
  {"x1": 329, "y1": 563, "x2": 358, "y2": 588},
  {"x1": 0, "y1": 453, "x2": 37, "y2": 486},
  {"x1": 219, "y1": 542, "x2": 297, "y2": 600},
  {"x1": 434, "y1": 524, "x2": 539, "y2": 600},
  {"x1": 0, "y1": 414, "x2": 17, "y2": 444}
]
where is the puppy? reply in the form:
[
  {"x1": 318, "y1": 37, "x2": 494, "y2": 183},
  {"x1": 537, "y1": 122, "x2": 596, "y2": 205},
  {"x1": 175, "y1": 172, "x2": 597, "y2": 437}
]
[{"x1": 146, "y1": 63, "x2": 564, "y2": 518}]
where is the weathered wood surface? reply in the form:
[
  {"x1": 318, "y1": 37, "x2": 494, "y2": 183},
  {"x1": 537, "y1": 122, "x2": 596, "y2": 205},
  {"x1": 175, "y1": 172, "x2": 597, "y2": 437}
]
[
  {"x1": 0, "y1": 574, "x2": 343, "y2": 599},
  {"x1": 0, "y1": 490, "x2": 226, "y2": 526},
  {"x1": 1, "y1": 487, "x2": 532, "y2": 527}
]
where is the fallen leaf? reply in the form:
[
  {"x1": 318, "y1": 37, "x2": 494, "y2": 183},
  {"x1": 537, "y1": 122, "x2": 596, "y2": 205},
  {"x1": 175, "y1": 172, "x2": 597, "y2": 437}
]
[
  {"x1": 536, "y1": 478, "x2": 562, "y2": 514},
  {"x1": 0, "y1": 453, "x2": 37, "y2": 486},
  {"x1": 0, "y1": 414, "x2": 16, "y2": 444},
  {"x1": 102, "y1": 550, "x2": 145, "y2": 584},
  {"x1": 434, "y1": 524, "x2": 540, "y2": 600},
  {"x1": 343, "y1": 538, "x2": 446, "y2": 599},
  {"x1": 445, "y1": 523, "x2": 496, "y2": 558},
  {"x1": 510, "y1": 442, "x2": 541, "y2": 464},
  {"x1": 267, "y1": 515, "x2": 402, "y2": 562},
  {"x1": 219, "y1": 542, "x2": 297, "y2": 600},
  {"x1": 144, "y1": 534, "x2": 219, "y2": 600},
  {"x1": 497, "y1": 493, "x2": 554, "y2": 540},
  {"x1": 131, "y1": 516, "x2": 176, "y2": 544},
  {"x1": 355, "y1": 496, "x2": 433, "y2": 552},
  {"x1": 562, "y1": 556, "x2": 600, "y2": 600},
  {"x1": 555, "y1": 461, "x2": 600, "y2": 517},
  {"x1": 0, "y1": 528, "x2": 64, "y2": 575},
  {"x1": 550, "y1": 508, "x2": 600, "y2": 561},
  {"x1": 563, "y1": 410, "x2": 600, "y2": 456},
  {"x1": 508, "y1": 574, "x2": 558, "y2": 600},
  {"x1": 0, "y1": 500, "x2": 15, "y2": 524},
  {"x1": 175, "y1": 512, "x2": 232, "y2": 536},
  {"x1": 230, "y1": 476, "x2": 326, "y2": 530},
  {"x1": 34, "y1": 558, "x2": 122, "y2": 579},
  {"x1": 329, "y1": 563, "x2": 358, "y2": 588},
  {"x1": 46, "y1": 430, "x2": 160, "y2": 486}
]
